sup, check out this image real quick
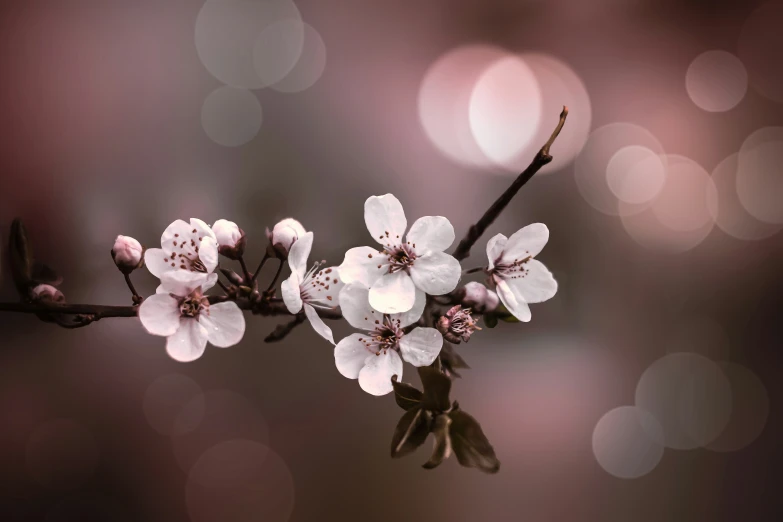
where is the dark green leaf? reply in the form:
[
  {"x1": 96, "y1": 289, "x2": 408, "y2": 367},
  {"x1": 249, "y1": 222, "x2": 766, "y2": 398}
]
[
  {"x1": 9, "y1": 219, "x2": 33, "y2": 296},
  {"x1": 422, "y1": 414, "x2": 452, "y2": 470},
  {"x1": 484, "y1": 313, "x2": 498, "y2": 328},
  {"x1": 449, "y1": 410, "x2": 500, "y2": 474},
  {"x1": 390, "y1": 407, "x2": 431, "y2": 459},
  {"x1": 418, "y1": 366, "x2": 451, "y2": 412},
  {"x1": 440, "y1": 343, "x2": 470, "y2": 379},
  {"x1": 391, "y1": 375, "x2": 423, "y2": 411}
]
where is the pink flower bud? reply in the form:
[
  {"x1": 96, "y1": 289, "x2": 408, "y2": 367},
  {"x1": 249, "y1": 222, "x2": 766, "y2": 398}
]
[
  {"x1": 267, "y1": 218, "x2": 307, "y2": 258},
  {"x1": 212, "y1": 219, "x2": 246, "y2": 260},
  {"x1": 30, "y1": 284, "x2": 65, "y2": 303},
  {"x1": 112, "y1": 235, "x2": 144, "y2": 274},
  {"x1": 461, "y1": 282, "x2": 499, "y2": 313}
]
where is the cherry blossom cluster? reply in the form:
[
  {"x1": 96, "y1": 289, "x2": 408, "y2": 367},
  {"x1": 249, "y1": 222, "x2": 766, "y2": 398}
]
[{"x1": 104, "y1": 194, "x2": 557, "y2": 401}]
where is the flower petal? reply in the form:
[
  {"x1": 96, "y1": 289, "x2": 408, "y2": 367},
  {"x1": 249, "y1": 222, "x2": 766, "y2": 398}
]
[
  {"x1": 145, "y1": 248, "x2": 172, "y2": 278},
  {"x1": 407, "y1": 216, "x2": 455, "y2": 254},
  {"x1": 364, "y1": 194, "x2": 407, "y2": 246},
  {"x1": 503, "y1": 259, "x2": 558, "y2": 304},
  {"x1": 281, "y1": 272, "x2": 303, "y2": 313},
  {"x1": 334, "y1": 333, "x2": 373, "y2": 379},
  {"x1": 392, "y1": 287, "x2": 426, "y2": 327},
  {"x1": 159, "y1": 270, "x2": 208, "y2": 297},
  {"x1": 306, "y1": 266, "x2": 344, "y2": 309},
  {"x1": 166, "y1": 318, "x2": 209, "y2": 362},
  {"x1": 201, "y1": 273, "x2": 219, "y2": 292},
  {"x1": 198, "y1": 237, "x2": 219, "y2": 273},
  {"x1": 199, "y1": 301, "x2": 245, "y2": 348},
  {"x1": 304, "y1": 303, "x2": 335, "y2": 345},
  {"x1": 138, "y1": 293, "x2": 181, "y2": 336},
  {"x1": 338, "y1": 282, "x2": 379, "y2": 331},
  {"x1": 190, "y1": 218, "x2": 216, "y2": 241},
  {"x1": 358, "y1": 350, "x2": 403, "y2": 396},
  {"x1": 409, "y1": 251, "x2": 461, "y2": 296},
  {"x1": 486, "y1": 233, "x2": 507, "y2": 270},
  {"x1": 399, "y1": 327, "x2": 443, "y2": 367},
  {"x1": 503, "y1": 223, "x2": 549, "y2": 262},
  {"x1": 288, "y1": 231, "x2": 313, "y2": 278},
  {"x1": 160, "y1": 219, "x2": 192, "y2": 252},
  {"x1": 496, "y1": 278, "x2": 531, "y2": 322},
  {"x1": 338, "y1": 246, "x2": 387, "y2": 287},
  {"x1": 369, "y1": 271, "x2": 416, "y2": 314}
]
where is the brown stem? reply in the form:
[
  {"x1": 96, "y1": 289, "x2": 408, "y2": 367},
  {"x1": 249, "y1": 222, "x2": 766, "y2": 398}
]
[
  {"x1": 124, "y1": 273, "x2": 142, "y2": 305},
  {"x1": 265, "y1": 259, "x2": 285, "y2": 294},
  {"x1": 238, "y1": 256, "x2": 252, "y2": 283},
  {"x1": 451, "y1": 106, "x2": 569, "y2": 261},
  {"x1": 264, "y1": 313, "x2": 306, "y2": 342},
  {"x1": 251, "y1": 253, "x2": 269, "y2": 283}
]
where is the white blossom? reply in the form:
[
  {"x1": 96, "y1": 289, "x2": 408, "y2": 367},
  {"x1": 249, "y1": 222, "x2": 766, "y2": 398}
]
[
  {"x1": 338, "y1": 194, "x2": 461, "y2": 315},
  {"x1": 138, "y1": 285, "x2": 245, "y2": 362},
  {"x1": 334, "y1": 281, "x2": 443, "y2": 396},
  {"x1": 461, "y1": 281, "x2": 500, "y2": 313},
  {"x1": 30, "y1": 284, "x2": 64, "y2": 303},
  {"x1": 144, "y1": 218, "x2": 219, "y2": 296},
  {"x1": 486, "y1": 223, "x2": 557, "y2": 322},
  {"x1": 111, "y1": 235, "x2": 143, "y2": 273},
  {"x1": 280, "y1": 232, "x2": 344, "y2": 344},
  {"x1": 212, "y1": 219, "x2": 243, "y2": 249},
  {"x1": 268, "y1": 218, "x2": 307, "y2": 257}
]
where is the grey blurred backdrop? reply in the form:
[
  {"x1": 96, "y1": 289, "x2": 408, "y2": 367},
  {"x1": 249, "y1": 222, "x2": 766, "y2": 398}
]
[{"x1": 1, "y1": 0, "x2": 782, "y2": 521}]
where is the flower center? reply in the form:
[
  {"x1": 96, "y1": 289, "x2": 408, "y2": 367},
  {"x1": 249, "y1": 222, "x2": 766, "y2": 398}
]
[
  {"x1": 384, "y1": 244, "x2": 417, "y2": 273},
  {"x1": 358, "y1": 316, "x2": 404, "y2": 355},
  {"x1": 449, "y1": 308, "x2": 478, "y2": 334},
  {"x1": 493, "y1": 255, "x2": 531, "y2": 279},
  {"x1": 179, "y1": 294, "x2": 209, "y2": 318},
  {"x1": 300, "y1": 261, "x2": 339, "y2": 307}
]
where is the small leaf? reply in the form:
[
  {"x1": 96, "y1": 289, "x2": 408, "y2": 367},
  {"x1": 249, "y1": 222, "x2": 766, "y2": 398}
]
[
  {"x1": 422, "y1": 414, "x2": 452, "y2": 470},
  {"x1": 390, "y1": 407, "x2": 431, "y2": 459},
  {"x1": 484, "y1": 313, "x2": 498, "y2": 328},
  {"x1": 418, "y1": 366, "x2": 452, "y2": 412},
  {"x1": 449, "y1": 410, "x2": 500, "y2": 474},
  {"x1": 440, "y1": 342, "x2": 470, "y2": 379},
  {"x1": 31, "y1": 262, "x2": 62, "y2": 286},
  {"x1": 219, "y1": 267, "x2": 244, "y2": 285},
  {"x1": 391, "y1": 375, "x2": 423, "y2": 411},
  {"x1": 9, "y1": 219, "x2": 33, "y2": 296}
]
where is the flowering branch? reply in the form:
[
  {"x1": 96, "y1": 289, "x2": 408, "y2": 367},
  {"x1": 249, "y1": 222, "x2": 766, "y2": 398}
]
[
  {"x1": 0, "y1": 107, "x2": 569, "y2": 475},
  {"x1": 452, "y1": 106, "x2": 568, "y2": 261}
]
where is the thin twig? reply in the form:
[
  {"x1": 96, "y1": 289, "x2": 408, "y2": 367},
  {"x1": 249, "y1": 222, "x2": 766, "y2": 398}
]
[
  {"x1": 265, "y1": 259, "x2": 285, "y2": 294},
  {"x1": 451, "y1": 106, "x2": 569, "y2": 262},
  {"x1": 124, "y1": 273, "x2": 142, "y2": 305},
  {"x1": 251, "y1": 253, "x2": 269, "y2": 283},
  {"x1": 264, "y1": 313, "x2": 307, "y2": 342},
  {"x1": 238, "y1": 256, "x2": 253, "y2": 283},
  {"x1": 217, "y1": 280, "x2": 231, "y2": 294}
]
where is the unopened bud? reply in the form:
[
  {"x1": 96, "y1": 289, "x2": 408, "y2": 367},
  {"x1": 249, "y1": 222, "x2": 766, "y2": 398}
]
[
  {"x1": 30, "y1": 284, "x2": 65, "y2": 303},
  {"x1": 111, "y1": 235, "x2": 144, "y2": 274},
  {"x1": 212, "y1": 219, "x2": 246, "y2": 260},
  {"x1": 437, "y1": 305, "x2": 481, "y2": 344},
  {"x1": 460, "y1": 281, "x2": 499, "y2": 313},
  {"x1": 267, "y1": 218, "x2": 307, "y2": 258}
]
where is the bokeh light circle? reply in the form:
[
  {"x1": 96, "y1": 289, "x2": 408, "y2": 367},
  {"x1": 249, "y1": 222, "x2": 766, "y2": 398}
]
[
  {"x1": 738, "y1": 1, "x2": 783, "y2": 103},
  {"x1": 195, "y1": 0, "x2": 304, "y2": 89},
  {"x1": 575, "y1": 123, "x2": 667, "y2": 215},
  {"x1": 170, "y1": 390, "x2": 270, "y2": 473},
  {"x1": 469, "y1": 56, "x2": 542, "y2": 166},
  {"x1": 707, "y1": 362, "x2": 769, "y2": 452},
  {"x1": 592, "y1": 406, "x2": 665, "y2": 479},
  {"x1": 685, "y1": 50, "x2": 748, "y2": 112},
  {"x1": 143, "y1": 373, "x2": 205, "y2": 437},
  {"x1": 25, "y1": 418, "x2": 99, "y2": 490},
  {"x1": 418, "y1": 45, "x2": 511, "y2": 168},
  {"x1": 499, "y1": 53, "x2": 592, "y2": 174},
  {"x1": 710, "y1": 152, "x2": 782, "y2": 240},
  {"x1": 201, "y1": 86, "x2": 263, "y2": 147},
  {"x1": 635, "y1": 353, "x2": 732, "y2": 450},
  {"x1": 186, "y1": 439, "x2": 295, "y2": 522},
  {"x1": 650, "y1": 155, "x2": 717, "y2": 232},
  {"x1": 736, "y1": 127, "x2": 783, "y2": 225},
  {"x1": 270, "y1": 22, "x2": 326, "y2": 93},
  {"x1": 606, "y1": 145, "x2": 666, "y2": 204}
]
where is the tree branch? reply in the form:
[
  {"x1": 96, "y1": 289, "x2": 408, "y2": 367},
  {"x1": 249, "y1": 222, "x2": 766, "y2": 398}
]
[{"x1": 451, "y1": 106, "x2": 568, "y2": 261}]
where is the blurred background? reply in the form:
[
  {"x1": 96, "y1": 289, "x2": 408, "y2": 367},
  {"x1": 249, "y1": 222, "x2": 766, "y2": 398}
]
[{"x1": 1, "y1": 0, "x2": 781, "y2": 520}]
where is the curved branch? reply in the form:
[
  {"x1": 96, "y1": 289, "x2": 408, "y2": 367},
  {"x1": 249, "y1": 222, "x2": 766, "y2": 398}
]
[{"x1": 451, "y1": 106, "x2": 569, "y2": 261}]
